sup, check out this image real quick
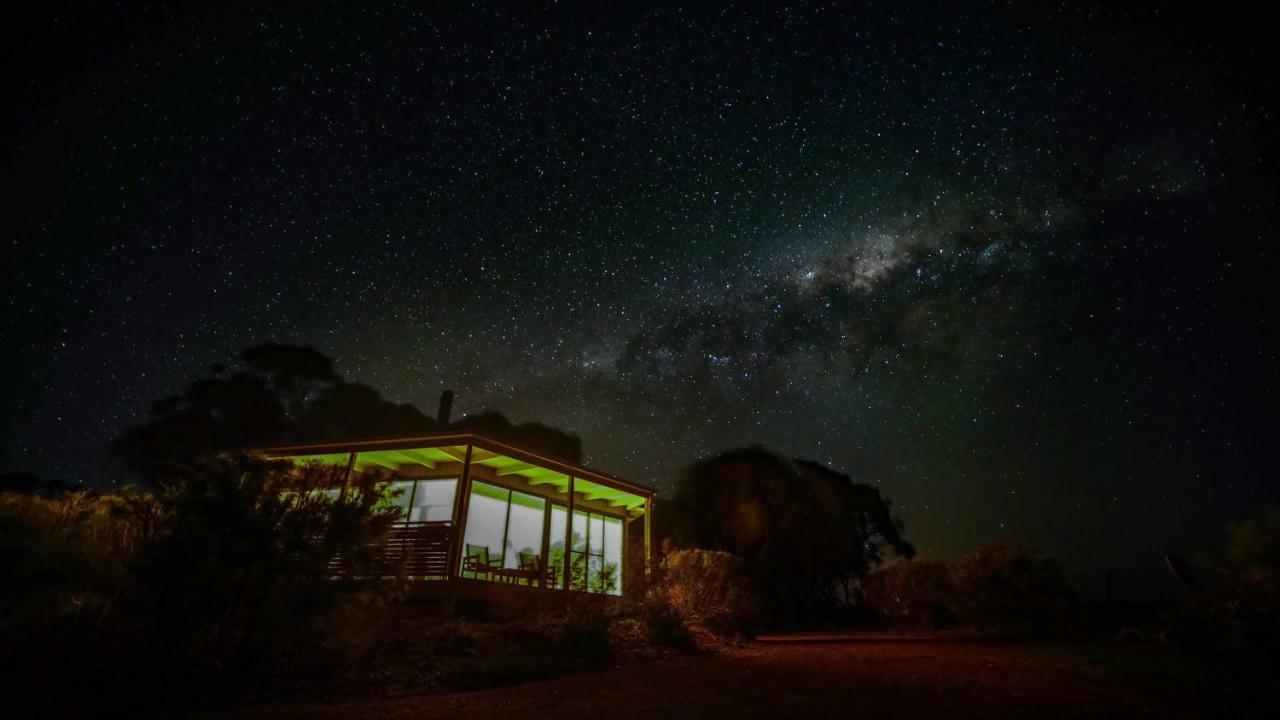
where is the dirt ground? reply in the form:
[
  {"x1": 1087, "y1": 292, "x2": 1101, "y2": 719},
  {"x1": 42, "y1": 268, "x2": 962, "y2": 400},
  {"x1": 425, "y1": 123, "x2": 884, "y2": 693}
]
[{"x1": 217, "y1": 633, "x2": 1265, "y2": 719}]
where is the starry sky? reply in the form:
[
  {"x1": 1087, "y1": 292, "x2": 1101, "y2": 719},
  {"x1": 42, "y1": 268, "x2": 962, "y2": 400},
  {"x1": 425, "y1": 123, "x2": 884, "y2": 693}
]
[{"x1": 4, "y1": 2, "x2": 1277, "y2": 597}]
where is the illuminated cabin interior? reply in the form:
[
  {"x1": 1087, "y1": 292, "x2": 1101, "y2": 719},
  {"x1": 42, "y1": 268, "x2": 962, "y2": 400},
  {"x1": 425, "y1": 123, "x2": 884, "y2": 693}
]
[{"x1": 258, "y1": 433, "x2": 654, "y2": 597}]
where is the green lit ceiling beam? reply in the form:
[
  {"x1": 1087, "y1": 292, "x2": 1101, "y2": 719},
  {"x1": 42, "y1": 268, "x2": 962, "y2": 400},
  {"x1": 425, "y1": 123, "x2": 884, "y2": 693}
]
[
  {"x1": 592, "y1": 495, "x2": 644, "y2": 510},
  {"x1": 357, "y1": 455, "x2": 399, "y2": 471},
  {"x1": 436, "y1": 445, "x2": 473, "y2": 462},
  {"x1": 496, "y1": 462, "x2": 539, "y2": 475},
  {"x1": 583, "y1": 491, "x2": 622, "y2": 501},
  {"x1": 393, "y1": 449, "x2": 437, "y2": 468}
]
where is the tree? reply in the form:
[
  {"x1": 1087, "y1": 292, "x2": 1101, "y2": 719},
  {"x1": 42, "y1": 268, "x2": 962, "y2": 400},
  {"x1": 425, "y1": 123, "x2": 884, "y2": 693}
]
[
  {"x1": 669, "y1": 446, "x2": 914, "y2": 625},
  {"x1": 113, "y1": 344, "x2": 583, "y2": 479},
  {"x1": 129, "y1": 455, "x2": 401, "y2": 666},
  {"x1": 1167, "y1": 508, "x2": 1280, "y2": 663},
  {"x1": 450, "y1": 410, "x2": 583, "y2": 465},
  {"x1": 113, "y1": 344, "x2": 344, "y2": 476}
]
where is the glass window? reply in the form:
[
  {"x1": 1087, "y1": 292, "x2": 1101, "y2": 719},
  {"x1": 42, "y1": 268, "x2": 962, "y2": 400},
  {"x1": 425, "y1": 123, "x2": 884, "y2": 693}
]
[
  {"x1": 460, "y1": 481, "x2": 546, "y2": 584},
  {"x1": 572, "y1": 509, "x2": 588, "y2": 552},
  {"x1": 461, "y1": 482, "x2": 509, "y2": 579},
  {"x1": 503, "y1": 491, "x2": 546, "y2": 570},
  {"x1": 549, "y1": 505, "x2": 567, "y2": 589},
  {"x1": 603, "y1": 516, "x2": 623, "y2": 595},
  {"x1": 460, "y1": 483, "x2": 621, "y2": 594},
  {"x1": 566, "y1": 507, "x2": 624, "y2": 596},
  {"x1": 589, "y1": 515, "x2": 605, "y2": 555},
  {"x1": 383, "y1": 480, "x2": 416, "y2": 519},
  {"x1": 408, "y1": 478, "x2": 457, "y2": 522},
  {"x1": 570, "y1": 509, "x2": 590, "y2": 591},
  {"x1": 380, "y1": 478, "x2": 457, "y2": 522}
]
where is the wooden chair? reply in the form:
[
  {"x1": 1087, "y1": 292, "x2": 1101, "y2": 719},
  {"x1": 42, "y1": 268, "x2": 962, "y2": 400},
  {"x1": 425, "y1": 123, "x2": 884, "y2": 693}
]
[
  {"x1": 512, "y1": 551, "x2": 543, "y2": 587},
  {"x1": 462, "y1": 543, "x2": 499, "y2": 580}
]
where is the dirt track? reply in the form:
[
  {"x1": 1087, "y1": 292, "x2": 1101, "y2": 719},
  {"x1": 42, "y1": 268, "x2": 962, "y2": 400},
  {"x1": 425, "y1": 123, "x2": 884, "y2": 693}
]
[{"x1": 221, "y1": 634, "x2": 1248, "y2": 719}]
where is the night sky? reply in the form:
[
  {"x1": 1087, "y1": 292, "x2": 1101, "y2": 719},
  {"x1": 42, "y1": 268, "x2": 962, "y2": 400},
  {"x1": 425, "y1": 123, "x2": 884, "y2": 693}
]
[{"x1": 4, "y1": 3, "x2": 1277, "y2": 596}]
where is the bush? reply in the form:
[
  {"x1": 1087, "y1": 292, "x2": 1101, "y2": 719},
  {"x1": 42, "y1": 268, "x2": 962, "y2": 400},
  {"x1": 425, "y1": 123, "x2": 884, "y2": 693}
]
[
  {"x1": 0, "y1": 491, "x2": 138, "y2": 634},
  {"x1": 433, "y1": 618, "x2": 482, "y2": 657},
  {"x1": 860, "y1": 559, "x2": 957, "y2": 629},
  {"x1": 640, "y1": 592, "x2": 695, "y2": 648},
  {"x1": 1, "y1": 454, "x2": 408, "y2": 715},
  {"x1": 951, "y1": 544, "x2": 1080, "y2": 635},
  {"x1": 1165, "y1": 509, "x2": 1280, "y2": 667},
  {"x1": 131, "y1": 455, "x2": 402, "y2": 667},
  {"x1": 648, "y1": 549, "x2": 755, "y2": 636},
  {"x1": 860, "y1": 544, "x2": 1080, "y2": 636},
  {"x1": 553, "y1": 600, "x2": 613, "y2": 660}
]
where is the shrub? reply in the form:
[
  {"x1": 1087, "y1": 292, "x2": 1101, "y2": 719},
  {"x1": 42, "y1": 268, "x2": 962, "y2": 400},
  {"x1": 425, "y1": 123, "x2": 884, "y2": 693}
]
[
  {"x1": 1, "y1": 457, "x2": 415, "y2": 711},
  {"x1": 860, "y1": 544, "x2": 1080, "y2": 636},
  {"x1": 649, "y1": 549, "x2": 755, "y2": 635},
  {"x1": 639, "y1": 592, "x2": 695, "y2": 648},
  {"x1": 860, "y1": 559, "x2": 957, "y2": 629},
  {"x1": 951, "y1": 544, "x2": 1080, "y2": 635},
  {"x1": 433, "y1": 618, "x2": 482, "y2": 656},
  {"x1": 553, "y1": 600, "x2": 613, "y2": 660},
  {"x1": 0, "y1": 491, "x2": 139, "y2": 634},
  {"x1": 1165, "y1": 509, "x2": 1280, "y2": 667},
  {"x1": 130, "y1": 455, "x2": 402, "y2": 667}
]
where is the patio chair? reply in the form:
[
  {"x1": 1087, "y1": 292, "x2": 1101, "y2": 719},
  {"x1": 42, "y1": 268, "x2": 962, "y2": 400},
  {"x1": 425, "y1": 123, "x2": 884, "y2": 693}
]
[
  {"x1": 514, "y1": 551, "x2": 543, "y2": 587},
  {"x1": 463, "y1": 543, "x2": 499, "y2": 580}
]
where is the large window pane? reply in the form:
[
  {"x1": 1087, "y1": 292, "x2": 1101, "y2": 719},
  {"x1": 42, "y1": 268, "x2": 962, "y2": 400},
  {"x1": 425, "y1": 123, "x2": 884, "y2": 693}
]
[
  {"x1": 549, "y1": 505, "x2": 567, "y2": 589},
  {"x1": 571, "y1": 510, "x2": 588, "y2": 552},
  {"x1": 586, "y1": 512, "x2": 607, "y2": 593},
  {"x1": 587, "y1": 556, "x2": 604, "y2": 592},
  {"x1": 589, "y1": 514, "x2": 605, "y2": 555},
  {"x1": 503, "y1": 491, "x2": 545, "y2": 570},
  {"x1": 460, "y1": 483, "x2": 626, "y2": 595},
  {"x1": 602, "y1": 516, "x2": 623, "y2": 596},
  {"x1": 409, "y1": 478, "x2": 456, "y2": 522},
  {"x1": 461, "y1": 481, "x2": 508, "y2": 578},
  {"x1": 563, "y1": 508, "x2": 625, "y2": 595},
  {"x1": 570, "y1": 509, "x2": 590, "y2": 591},
  {"x1": 382, "y1": 480, "x2": 416, "y2": 520}
]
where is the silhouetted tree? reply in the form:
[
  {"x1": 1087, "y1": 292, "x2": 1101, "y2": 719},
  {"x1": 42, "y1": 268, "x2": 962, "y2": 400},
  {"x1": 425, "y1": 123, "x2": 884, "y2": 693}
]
[
  {"x1": 294, "y1": 381, "x2": 434, "y2": 440},
  {"x1": 130, "y1": 455, "x2": 401, "y2": 666},
  {"x1": 451, "y1": 410, "x2": 583, "y2": 464},
  {"x1": 0, "y1": 472, "x2": 76, "y2": 497},
  {"x1": 670, "y1": 446, "x2": 914, "y2": 626},
  {"x1": 114, "y1": 344, "x2": 583, "y2": 479},
  {"x1": 0, "y1": 472, "x2": 43, "y2": 494}
]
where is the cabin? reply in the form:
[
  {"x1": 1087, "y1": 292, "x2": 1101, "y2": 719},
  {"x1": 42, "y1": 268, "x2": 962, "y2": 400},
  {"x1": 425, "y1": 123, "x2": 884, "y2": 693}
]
[{"x1": 256, "y1": 432, "x2": 655, "y2": 599}]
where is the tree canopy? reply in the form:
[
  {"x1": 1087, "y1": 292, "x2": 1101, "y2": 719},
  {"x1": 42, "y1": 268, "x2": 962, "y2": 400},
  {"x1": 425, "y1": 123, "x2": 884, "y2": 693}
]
[
  {"x1": 113, "y1": 344, "x2": 582, "y2": 478},
  {"x1": 669, "y1": 446, "x2": 914, "y2": 625}
]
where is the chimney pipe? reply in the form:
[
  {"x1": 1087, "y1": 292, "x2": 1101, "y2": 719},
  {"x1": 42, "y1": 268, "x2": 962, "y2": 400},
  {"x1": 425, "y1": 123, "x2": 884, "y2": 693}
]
[{"x1": 436, "y1": 390, "x2": 455, "y2": 425}]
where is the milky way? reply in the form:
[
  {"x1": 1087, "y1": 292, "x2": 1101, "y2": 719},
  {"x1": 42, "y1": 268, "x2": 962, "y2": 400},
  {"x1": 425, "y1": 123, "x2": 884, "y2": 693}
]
[{"x1": 5, "y1": 3, "x2": 1276, "y2": 595}]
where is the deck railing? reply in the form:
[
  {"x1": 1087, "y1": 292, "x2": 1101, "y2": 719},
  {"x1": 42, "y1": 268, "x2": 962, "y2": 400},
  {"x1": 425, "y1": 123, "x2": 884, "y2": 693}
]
[
  {"x1": 383, "y1": 520, "x2": 452, "y2": 578},
  {"x1": 325, "y1": 520, "x2": 453, "y2": 579}
]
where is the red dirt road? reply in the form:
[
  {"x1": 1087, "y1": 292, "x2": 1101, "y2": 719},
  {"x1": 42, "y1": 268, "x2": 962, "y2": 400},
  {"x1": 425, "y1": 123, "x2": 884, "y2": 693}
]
[{"x1": 223, "y1": 635, "x2": 1247, "y2": 719}]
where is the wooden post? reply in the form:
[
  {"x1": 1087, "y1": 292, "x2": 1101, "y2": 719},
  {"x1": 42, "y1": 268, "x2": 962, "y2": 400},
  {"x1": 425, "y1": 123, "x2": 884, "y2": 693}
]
[
  {"x1": 339, "y1": 451, "x2": 357, "y2": 501},
  {"x1": 643, "y1": 494, "x2": 653, "y2": 585},
  {"x1": 498, "y1": 488, "x2": 513, "y2": 582},
  {"x1": 562, "y1": 475, "x2": 575, "y2": 592},
  {"x1": 539, "y1": 502, "x2": 552, "y2": 589},
  {"x1": 447, "y1": 444, "x2": 474, "y2": 579}
]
